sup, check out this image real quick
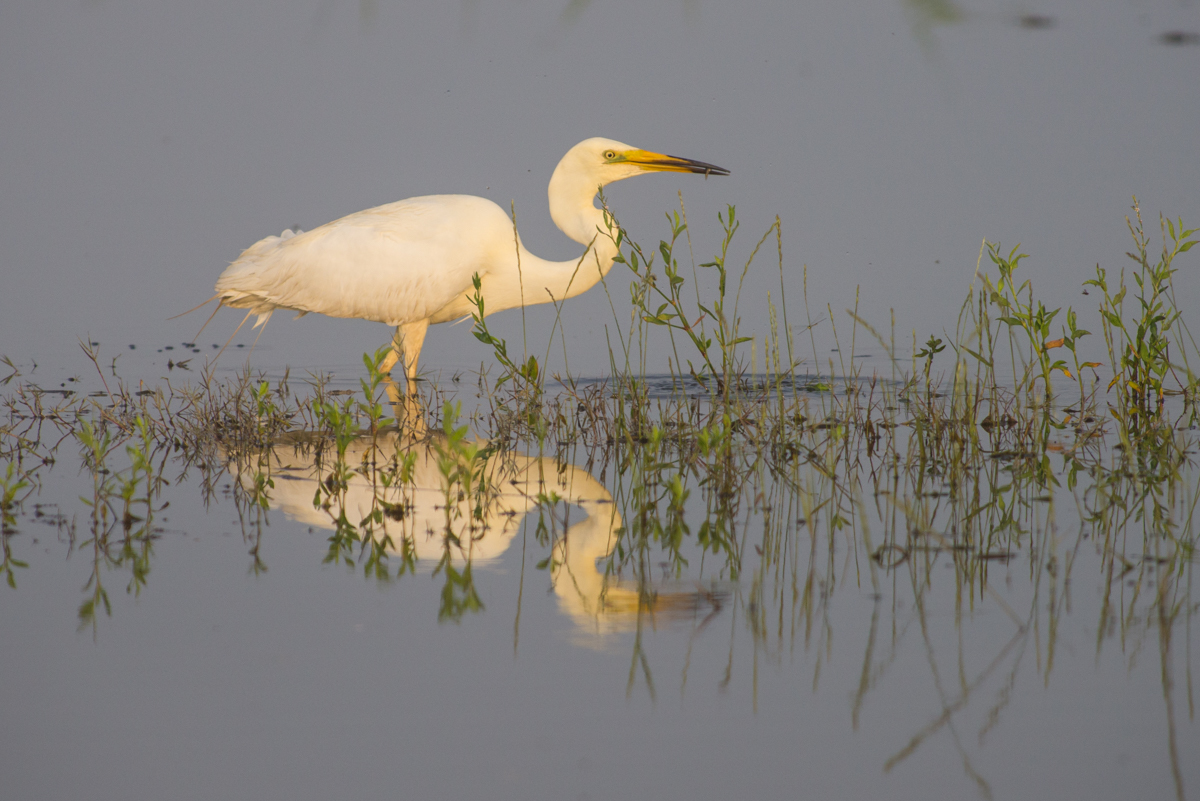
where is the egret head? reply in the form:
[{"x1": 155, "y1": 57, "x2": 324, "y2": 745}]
[
  {"x1": 548, "y1": 137, "x2": 728, "y2": 243},
  {"x1": 556, "y1": 137, "x2": 730, "y2": 189}
]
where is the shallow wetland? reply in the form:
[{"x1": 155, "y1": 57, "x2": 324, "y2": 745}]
[
  {"x1": 3, "y1": 203, "x2": 1199, "y2": 800},
  {"x1": 4, "y1": 0, "x2": 1200, "y2": 797}
]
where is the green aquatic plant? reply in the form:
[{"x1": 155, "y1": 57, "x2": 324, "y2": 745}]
[
  {"x1": 914, "y1": 334, "x2": 945, "y2": 400},
  {"x1": 431, "y1": 400, "x2": 493, "y2": 535},
  {"x1": 0, "y1": 461, "x2": 31, "y2": 586},
  {"x1": 67, "y1": 409, "x2": 169, "y2": 634},
  {"x1": 981, "y1": 241, "x2": 1078, "y2": 400},
  {"x1": 1085, "y1": 198, "x2": 1198, "y2": 419},
  {"x1": 469, "y1": 272, "x2": 543, "y2": 395},
  {"x1": 601, "y1": 198, "x2": 787, "y2": 399},
  {"x1": 609, "y1": 205, "x2": 721, "y2": 382},
  {"x1": 0, "y1": 461, "x2": 30, "y2": 535},
  {"x1": 435, "y1": 560, "x2": 484, "y2": 623},
  {"x1": 358, "y1": 344, "x2": 393, "y2": 435}
]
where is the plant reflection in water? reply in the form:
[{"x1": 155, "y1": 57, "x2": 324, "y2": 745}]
[{"x1": 228, "y1": 400, "x2": 729, "y2": 642}]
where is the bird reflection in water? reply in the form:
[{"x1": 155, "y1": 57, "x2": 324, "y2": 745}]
[{"x1": 230, "y1": 398, "x2": 728, "y2": 641}]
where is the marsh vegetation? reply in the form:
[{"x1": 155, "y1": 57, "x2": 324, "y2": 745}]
[{"x1": 2, "y1": 199, "x2": 1197, "y2": 798}]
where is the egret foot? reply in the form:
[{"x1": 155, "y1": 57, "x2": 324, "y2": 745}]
[{"x1": 379, "y1": 319, "x2": 429, "y2": 395}]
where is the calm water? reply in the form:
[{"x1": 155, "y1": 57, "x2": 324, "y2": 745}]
[
  {"x1": 2, "y1": 1, "x2": 1199, "y2": 798},
  {"x1": 2, "y1": 365, "x2": 1196, "y2": 800}
]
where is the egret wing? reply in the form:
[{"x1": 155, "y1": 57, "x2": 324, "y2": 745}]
[{"x1": 216, "y1": 195, "x2": 515, "y2": 327}]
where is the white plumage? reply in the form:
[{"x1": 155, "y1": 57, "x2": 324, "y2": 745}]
[{"x1": 209, "y1": 137, "x2": 728, "y2": 388}]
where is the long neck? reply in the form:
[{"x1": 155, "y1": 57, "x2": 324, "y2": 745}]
[
  {"x1": 512, "y1": 227, "x2": 620, "y2": 307},
  {"x1": 479, "y1": 152, "x2": 631, "y2": 316},
  {"x1": 489, "y1": 171, "x2": 622, "y2": 312},
  {"x1": 542, "y1": 164, "x2": 623, "y2": 300}
]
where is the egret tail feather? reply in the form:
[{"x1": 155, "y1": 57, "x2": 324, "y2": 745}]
[
  {"x1": 192, "y1": 301, "x2": 223, "y2": 342},
  {"x1": 216, "y1": 310, "x2": 255, "y2": 361},
  {"x1": 250, "y1": 316, "x2": 269, "y2": 353},
  {"x1": 168, "y1": 293, "x2": 220, "y2": 321}
]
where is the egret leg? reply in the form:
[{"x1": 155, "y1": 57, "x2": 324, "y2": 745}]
[
  {"x1": 379, "y1": 320, "x2": 429, "y2": 394},
  {"x1": 385, "y1": 377, "x2": 427, "y2": 435},
  {"x1": 379, "y1": 344, "x2": 400, "y2": 375}
]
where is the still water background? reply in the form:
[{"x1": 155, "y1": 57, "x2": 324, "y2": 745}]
[
  {"x1": 2, "y1": 0, "x2": 1199, "y2": 377},
  {"x1": 2, "y1": 1, "x2": 1199, "y2": 799}
]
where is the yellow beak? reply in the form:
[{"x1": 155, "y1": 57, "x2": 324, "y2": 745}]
[{"x1": 623, "y1": 149, "x2": 730, "y2": 177}]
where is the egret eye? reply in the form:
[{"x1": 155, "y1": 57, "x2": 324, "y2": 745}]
[{"x1": 604, "y1": 150, "x2": 617, "y2": 161}]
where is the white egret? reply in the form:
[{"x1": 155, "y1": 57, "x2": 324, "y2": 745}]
[{"x1": 205, "y1": 137, "x2": 728, "y2": 389}]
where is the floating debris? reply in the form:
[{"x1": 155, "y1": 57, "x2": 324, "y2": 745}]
[
  {"x1": 1017, "y1": 14, "x2": 1055, "y2": 29},
  {"x1": 1159, "y1": 31, "x2": 1199, "y2": 46}
]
